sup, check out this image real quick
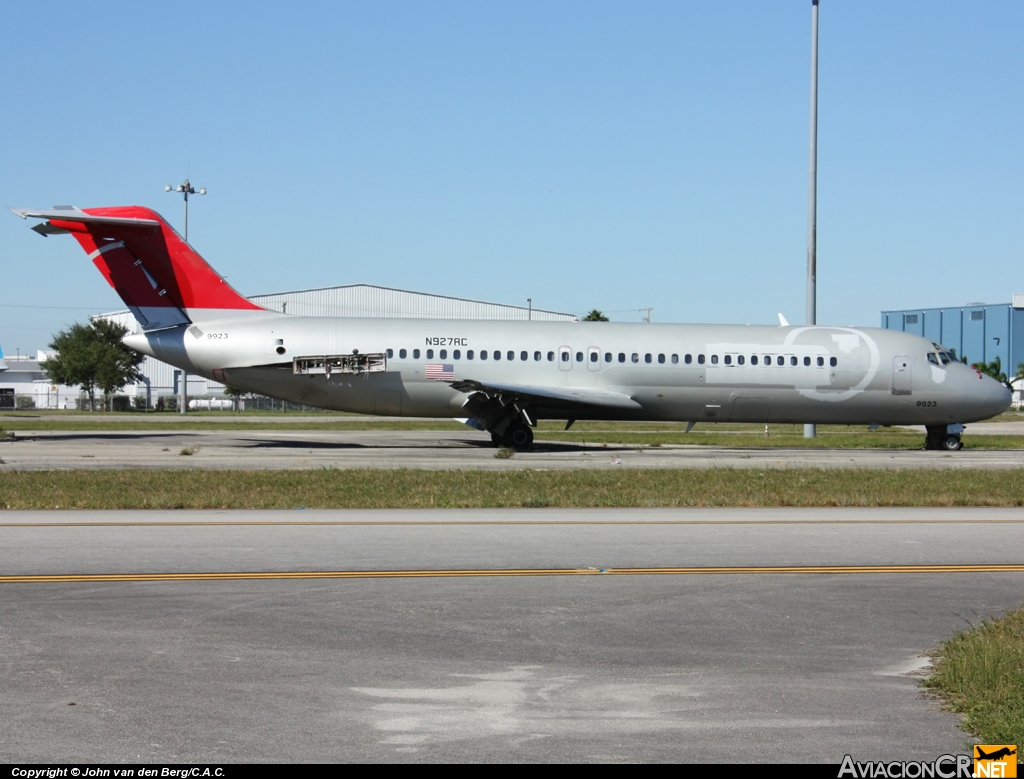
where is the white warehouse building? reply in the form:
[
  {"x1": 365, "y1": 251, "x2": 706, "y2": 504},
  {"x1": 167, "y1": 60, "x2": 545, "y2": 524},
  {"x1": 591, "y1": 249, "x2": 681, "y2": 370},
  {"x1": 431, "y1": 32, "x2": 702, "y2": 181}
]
[{"x1": 95, "y1": 284, "x2": 576, "y2": 404}]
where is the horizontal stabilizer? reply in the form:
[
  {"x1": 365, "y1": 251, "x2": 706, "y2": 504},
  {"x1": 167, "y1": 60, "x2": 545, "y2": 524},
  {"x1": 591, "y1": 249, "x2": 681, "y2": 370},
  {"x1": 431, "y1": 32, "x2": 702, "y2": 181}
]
[{"x1": 11, "y1": 206, "x2": 160, "y2": 227}]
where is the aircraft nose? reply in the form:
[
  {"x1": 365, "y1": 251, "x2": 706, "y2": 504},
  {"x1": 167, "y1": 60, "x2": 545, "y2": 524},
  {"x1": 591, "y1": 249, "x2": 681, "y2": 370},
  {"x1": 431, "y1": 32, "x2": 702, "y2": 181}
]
[{"x1": 977, "y1": 374, "x2": 1012, "y2": 419}]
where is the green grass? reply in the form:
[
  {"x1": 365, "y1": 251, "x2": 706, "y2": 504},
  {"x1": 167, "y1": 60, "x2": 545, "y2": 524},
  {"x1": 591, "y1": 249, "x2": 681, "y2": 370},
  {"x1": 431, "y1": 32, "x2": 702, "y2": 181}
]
[
  {"x1": 924, "y1": 605, "x2": 1024, "y2": 746},
  {"x1": 4, "y1": 468, "x2": 1024, "y2": 510}
]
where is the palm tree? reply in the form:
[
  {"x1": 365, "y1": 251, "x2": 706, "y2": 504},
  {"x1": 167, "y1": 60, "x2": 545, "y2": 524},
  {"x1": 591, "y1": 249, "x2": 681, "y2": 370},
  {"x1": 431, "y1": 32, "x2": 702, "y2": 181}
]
[
  {"x1": 583, "y1": 309, "x2": 609, "y2": 322},
  {"x1": 971, "y1": 356, "x2": 1007, "y2": 383}
]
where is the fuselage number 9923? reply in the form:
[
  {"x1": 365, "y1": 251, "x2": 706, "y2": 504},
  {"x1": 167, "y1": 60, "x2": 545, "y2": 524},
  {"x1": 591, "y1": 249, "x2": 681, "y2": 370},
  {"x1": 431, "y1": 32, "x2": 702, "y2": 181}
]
[{"x1": 206, "y1": 333, "x2": 229, "y2": 340}]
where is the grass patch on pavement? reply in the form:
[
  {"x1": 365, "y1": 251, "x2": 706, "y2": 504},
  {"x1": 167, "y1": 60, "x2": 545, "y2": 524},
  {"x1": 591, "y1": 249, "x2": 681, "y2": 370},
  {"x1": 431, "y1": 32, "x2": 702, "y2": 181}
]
[
  {"x1": 924, "y1": 605, "x2": 1024, "y2": 746},
  {"x1": 4, "y1": 468, "x2": 1024, "y2": 510}
]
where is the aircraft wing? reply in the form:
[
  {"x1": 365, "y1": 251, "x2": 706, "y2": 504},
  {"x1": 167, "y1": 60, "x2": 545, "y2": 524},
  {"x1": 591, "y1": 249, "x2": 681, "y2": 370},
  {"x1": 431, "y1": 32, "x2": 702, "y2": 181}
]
[{"x1": 449, "y1": 379, "x2": 642, "y2": 410}]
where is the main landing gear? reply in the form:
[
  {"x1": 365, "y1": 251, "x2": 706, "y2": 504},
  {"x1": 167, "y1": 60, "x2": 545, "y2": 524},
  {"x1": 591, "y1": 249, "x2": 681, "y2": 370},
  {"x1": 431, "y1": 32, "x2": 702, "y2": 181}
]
[
  {"x1": 490, "y1": 421, "x2": 534, "y2": 449},
  {"x1": 925, "y1": 424, "x2": 964, "y2": 451},
  {"x1": 463, "y1": 392, "x2": 535, "y2": 451}
]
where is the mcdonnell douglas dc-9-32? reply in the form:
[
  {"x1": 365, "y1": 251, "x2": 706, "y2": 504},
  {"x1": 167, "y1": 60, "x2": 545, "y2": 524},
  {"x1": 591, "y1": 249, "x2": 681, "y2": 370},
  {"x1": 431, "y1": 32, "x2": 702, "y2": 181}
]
[{"x1": 12, "y1": 205, "x2": 1011, "y2": 450}]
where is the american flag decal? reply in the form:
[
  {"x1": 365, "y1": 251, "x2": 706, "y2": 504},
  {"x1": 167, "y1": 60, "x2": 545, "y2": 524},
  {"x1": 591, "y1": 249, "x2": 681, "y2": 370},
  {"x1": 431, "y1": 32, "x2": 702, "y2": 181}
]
[{"x1": 425, "y1": 363, "x2": 455, "y2": 380}]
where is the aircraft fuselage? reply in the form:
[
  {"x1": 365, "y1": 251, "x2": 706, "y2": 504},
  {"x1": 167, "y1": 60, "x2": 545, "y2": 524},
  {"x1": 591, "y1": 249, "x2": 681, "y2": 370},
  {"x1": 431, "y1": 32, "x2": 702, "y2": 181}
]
[{"x1": 128, "y1": 316, "x2": 1011, "y2": 427}]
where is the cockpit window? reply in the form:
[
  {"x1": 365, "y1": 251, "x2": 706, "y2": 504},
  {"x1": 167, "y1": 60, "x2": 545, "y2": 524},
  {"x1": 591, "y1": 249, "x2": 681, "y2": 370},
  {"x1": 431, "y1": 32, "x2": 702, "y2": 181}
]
[
  {"x1": 927, "y1": 353, "x2": 939, "y2": 365},
  {"x1": 939, "y1": 352, "x2": 951, "y2": 365}
]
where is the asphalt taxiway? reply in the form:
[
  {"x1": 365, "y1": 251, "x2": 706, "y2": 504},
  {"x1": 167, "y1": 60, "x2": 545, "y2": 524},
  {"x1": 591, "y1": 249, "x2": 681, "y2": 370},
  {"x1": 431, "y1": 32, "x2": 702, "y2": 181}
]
[
  {"x1": 4, "y1": 428, "x2": 1024, "y2": 470},
  {"x1": 2, "y1": 507, "x2": 1023, "y2": 762}
]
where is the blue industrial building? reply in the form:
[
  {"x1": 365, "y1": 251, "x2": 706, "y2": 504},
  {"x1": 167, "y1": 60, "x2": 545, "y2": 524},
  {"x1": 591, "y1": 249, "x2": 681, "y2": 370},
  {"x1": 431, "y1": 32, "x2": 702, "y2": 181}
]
[{"x1": 881, "y1": 296, "x2": 1024, "y2": 377}]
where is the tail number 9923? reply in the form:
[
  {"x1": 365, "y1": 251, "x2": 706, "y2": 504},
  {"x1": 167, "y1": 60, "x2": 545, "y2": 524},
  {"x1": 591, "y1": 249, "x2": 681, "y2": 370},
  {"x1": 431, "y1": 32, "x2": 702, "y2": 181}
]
[{"x1": 916, "y1": 400, "x2": 937, "y2": 407}]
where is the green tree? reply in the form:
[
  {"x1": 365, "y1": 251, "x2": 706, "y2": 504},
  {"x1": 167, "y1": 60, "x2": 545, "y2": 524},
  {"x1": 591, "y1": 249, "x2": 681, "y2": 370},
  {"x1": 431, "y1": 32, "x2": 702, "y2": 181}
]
[
  {"x1": 45, "y1": 320, "x2": 145, "y2": 410},
  {"x1": 583, "y1": 309, "x2": 609, "y2": 321},
  {"x1": 223, "y1": 385, "x2": 250, "y2": 413}
]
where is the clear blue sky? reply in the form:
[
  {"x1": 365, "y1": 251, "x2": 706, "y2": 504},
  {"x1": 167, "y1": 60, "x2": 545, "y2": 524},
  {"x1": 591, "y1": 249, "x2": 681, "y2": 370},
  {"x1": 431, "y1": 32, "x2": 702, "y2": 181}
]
[{"x1": 2, "y1": 1, "x2": 1022, "y2": 355}]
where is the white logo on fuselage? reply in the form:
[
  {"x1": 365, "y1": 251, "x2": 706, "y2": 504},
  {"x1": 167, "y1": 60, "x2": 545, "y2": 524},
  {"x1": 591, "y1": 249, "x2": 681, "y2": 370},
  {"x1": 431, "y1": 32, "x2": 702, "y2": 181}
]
[{"x1": 704, "y1": 327, "x2": 880, "y2": 403}]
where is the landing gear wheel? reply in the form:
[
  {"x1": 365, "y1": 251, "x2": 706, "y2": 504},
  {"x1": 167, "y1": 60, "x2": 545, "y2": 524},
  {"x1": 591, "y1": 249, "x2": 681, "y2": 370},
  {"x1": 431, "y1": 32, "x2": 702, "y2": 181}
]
[
  {"x1": 941, "y1": 434, "x2": 963, "y2": 451},
  {"x1": 503, "y1": 423, "x2": 534, "y2": 450}
]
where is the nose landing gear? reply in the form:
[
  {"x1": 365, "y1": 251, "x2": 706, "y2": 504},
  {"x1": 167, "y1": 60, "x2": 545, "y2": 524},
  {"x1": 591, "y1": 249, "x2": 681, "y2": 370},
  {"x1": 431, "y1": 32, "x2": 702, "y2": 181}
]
[{"x1": 925, "y1": 424, "x2": 964, "y2": 451}]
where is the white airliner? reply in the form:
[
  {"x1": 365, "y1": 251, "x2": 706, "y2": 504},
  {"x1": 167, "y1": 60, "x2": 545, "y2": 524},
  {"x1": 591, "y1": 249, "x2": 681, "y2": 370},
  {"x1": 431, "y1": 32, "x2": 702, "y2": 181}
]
[{"x1": 12, "y1": 205, "x2": 1011, "y2": 451}]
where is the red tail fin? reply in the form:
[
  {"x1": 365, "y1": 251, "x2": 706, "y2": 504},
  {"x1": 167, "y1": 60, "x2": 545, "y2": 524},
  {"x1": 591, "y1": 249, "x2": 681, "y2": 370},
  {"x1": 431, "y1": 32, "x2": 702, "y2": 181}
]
[{"x1": 13, "y1": 205, "x2": 267, "y2": 327}]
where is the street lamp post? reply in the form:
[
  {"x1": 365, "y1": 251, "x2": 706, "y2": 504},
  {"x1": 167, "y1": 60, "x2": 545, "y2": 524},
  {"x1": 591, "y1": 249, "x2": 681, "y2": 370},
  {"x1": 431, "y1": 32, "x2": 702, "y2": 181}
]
[
  {"x1": 804, "y1": 0, "x2": 820, "y2": 440},
  {"x1": 165, "y1": 178, "x2": 206, "y2": 242},
  {"x1": 165, "y1": 179, "x2": 205, "y2": 414}
]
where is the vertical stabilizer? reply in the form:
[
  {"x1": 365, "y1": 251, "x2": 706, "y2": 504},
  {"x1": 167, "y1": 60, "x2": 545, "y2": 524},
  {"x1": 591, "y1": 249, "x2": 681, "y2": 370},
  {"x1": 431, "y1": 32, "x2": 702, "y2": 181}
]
[{"x1": 11, "y1": 206, "x2": 270, "y2": 326}]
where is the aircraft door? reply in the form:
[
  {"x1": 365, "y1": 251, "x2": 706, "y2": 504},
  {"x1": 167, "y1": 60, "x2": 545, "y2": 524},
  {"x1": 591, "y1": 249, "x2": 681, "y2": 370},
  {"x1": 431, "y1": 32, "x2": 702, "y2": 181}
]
[
  {"x1": 892, "y1": 356, "x2": 913, "y2": 395},
  {"x1": 587, "y1": 347, "x2": 601, "y2": 372},
  {"x1": 558, "y1": 346, "x2": 572, "y2": 372}
]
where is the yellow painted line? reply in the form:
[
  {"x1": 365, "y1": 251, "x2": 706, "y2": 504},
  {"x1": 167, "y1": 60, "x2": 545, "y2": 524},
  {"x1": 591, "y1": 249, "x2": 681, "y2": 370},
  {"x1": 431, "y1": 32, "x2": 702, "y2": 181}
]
[
  {"x1": 2, "y1": 564, "x2": 1024, "y2": 584},
  {"x1": 4, "y1": 519, "x2": 1024, "y2": 528}
]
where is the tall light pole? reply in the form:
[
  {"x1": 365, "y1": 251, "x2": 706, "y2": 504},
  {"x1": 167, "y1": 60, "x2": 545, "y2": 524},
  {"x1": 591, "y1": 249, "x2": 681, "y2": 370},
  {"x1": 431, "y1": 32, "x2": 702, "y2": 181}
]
[
  {"x1": 165, "y1": 178, "x2": 205, "y2": 414},
  {"x1": 804, "y1": 0, "x2": 820, "y2": 440},
  {"x1": 165, "y1": 178, "x2": 206, "y2": 242},
  {"x1": 526, "y1": 298, "x2": 532, "y2": 321}
]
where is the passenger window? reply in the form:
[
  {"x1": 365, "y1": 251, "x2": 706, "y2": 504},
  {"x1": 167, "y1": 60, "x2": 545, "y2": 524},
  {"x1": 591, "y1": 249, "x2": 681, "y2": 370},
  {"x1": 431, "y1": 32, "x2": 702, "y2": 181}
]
[
  {"x1": 440, "y1": 349, "x2": 447, "y2": 359},
  {"x1": 724, "y1": 355, "x2": 732, "y2": 365},
  {"x1": 605, "y1": 352, "x2": 612, "y2": 362},
  {"x1": 927, "y1": 353, "x2": 939, "y2": 365},
  {"x1": 534, "y1": 351, "x2": 542, "y2": 361},
  {"x1": 816, "y1": 356, "x2": 823, "y2": 367},
  {"x1": 480, "y1": 350, "x2": 488, "y2": 360},
  {"x1": 576, "y1": 352, "x2": 583, "y2": 362},
  {"x1": 426, "y1": 349, "x2": 434, "y2": 359},
  {"x1": 803, "y1": 356, "x2": 810, "y2": 366},
  {"x1": 631, "y1": 353, "x2": 639, "y2": 363},
  {"x1": 547, "y1": 351, "x2": 555, "y2": 361},
  {"x1": 590, "y1": 352, "x2": 598, "y2": 362},
  {"x1": 619, "y1": 353, "x2": 626, "y2": 363},
  {"x1": 493, "y1": 350, "x2": 500, "y2": 361},
  {"x1": 645, "y1": 353, "x2": 652, "y2": 363},
  {"x1": 561, "y1": 351, "x2": 569, "y2": 362},
  {"x1": 658, "y1": 354, "x2": 665, "y2": 364},
  {"x1": 520, "y1": 351, "x2": 528, "y2": 361},
  {"x1": 697, "y1": 354, "x2": 705, "y2": 364},
  {"x1": 454, "y1": 350, "x2": 461, "y2": 360},
  {"x1": 399, "y1": 348, "x2": 407, "y2": 359},
  {"x1": 777, "y1": 356, "x2": 784, "y2": 366},
  {"x1": 751, "y1": 355, "x2": 758, "y2": 365},
  {"x1": 737, "y1": 355, "x2": 744, "y2": 365},
  {"x1": 711, "y1": 355, "x2": 719, "y2": 364},
  {"x1": 685, "y1": 354, "x2": 692, "y2": 364},
  {"x1": 413, "y1": 349, "x2": 421, "y2": 359},
  {"x1": 830, "y1": 357, "x2": 837, "y2": 367},
  {"x1": 790, "y1": 356, "x2": 797, "y2": 366},
  {"x1": 508, "y1": 351, "x2": 515, "y2": 361},
  {"x1": 386, "y1": 348, "x2": 394, "y2": 358},
  {"x1": 467, "y1": 350, "x2": 474, "y2": 360},
  {"x1": 671, "y1": 354, "x2": 678, "y2": 364}
]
